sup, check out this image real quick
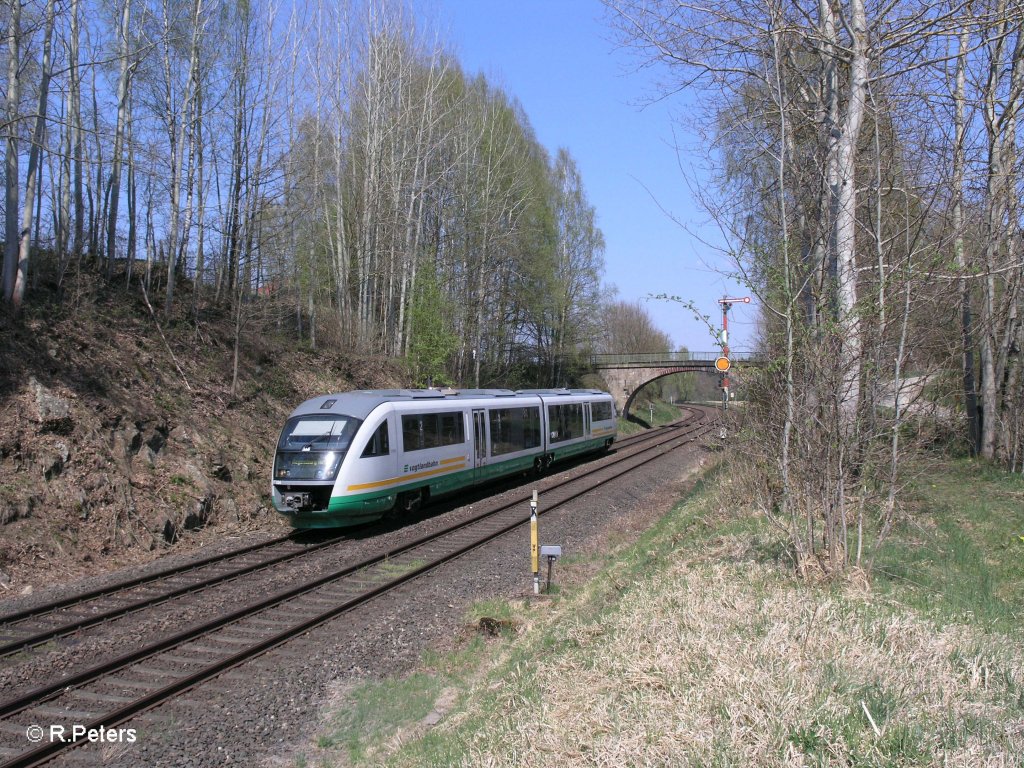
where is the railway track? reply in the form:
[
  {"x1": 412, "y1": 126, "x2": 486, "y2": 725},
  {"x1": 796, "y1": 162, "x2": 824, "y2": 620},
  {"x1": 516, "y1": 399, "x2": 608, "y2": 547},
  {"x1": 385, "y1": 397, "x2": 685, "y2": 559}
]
[
  {"x1": 0, "y1": 406, "x2": 716, "y2": 767},
  {"x1": 0, "y1": 416, "x2": 685, "y2": 658}
]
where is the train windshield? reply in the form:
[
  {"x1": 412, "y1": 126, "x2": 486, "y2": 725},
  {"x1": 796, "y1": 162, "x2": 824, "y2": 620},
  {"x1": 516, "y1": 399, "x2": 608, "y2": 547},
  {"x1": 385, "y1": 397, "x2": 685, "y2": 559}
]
[{"x1": 275, "y1": 415, "x2": 362, "y2": 481}]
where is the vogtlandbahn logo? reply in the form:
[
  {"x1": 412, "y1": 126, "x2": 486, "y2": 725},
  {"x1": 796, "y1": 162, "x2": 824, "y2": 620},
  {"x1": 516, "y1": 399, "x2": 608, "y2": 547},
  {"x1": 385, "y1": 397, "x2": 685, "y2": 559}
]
[{"x1": 404, "y1": 460, "x2": 439, "y2": 473}]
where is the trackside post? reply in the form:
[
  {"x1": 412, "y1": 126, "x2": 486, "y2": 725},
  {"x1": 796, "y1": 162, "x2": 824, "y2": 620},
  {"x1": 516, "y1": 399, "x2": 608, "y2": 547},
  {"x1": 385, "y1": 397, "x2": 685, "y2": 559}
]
[{"x1": 530, "y1": 490, "x2": 539, "y2": 595}]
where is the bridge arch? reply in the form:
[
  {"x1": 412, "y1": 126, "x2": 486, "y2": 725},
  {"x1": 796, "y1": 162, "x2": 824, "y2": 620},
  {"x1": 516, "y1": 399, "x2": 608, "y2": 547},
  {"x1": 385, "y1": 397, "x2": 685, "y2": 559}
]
[
  {"x1": 621, "y1": 367, "x2": 717, "y2": 419},
  {"x1": 589, "y1": 351, "x2": 759, "y2": 418},
  {"x1": 602, "y1": 365, "x2": 719, "y2": 418}
]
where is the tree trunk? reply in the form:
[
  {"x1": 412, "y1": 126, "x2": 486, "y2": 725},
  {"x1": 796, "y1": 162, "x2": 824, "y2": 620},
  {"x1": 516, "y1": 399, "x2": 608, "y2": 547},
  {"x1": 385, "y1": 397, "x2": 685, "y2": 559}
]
[
  {"x1": 3, "y1": 0, "x2": 21, "y2": 304},
  {"x1": 13, "y1": 0, "x2": 56, "y2": 308},
  {"x1": 106, "y1": 0, "x2": 133, "y2": 279},
  {"x1": 833, "y1": 0, "x2": 868, "y2": 427},
  {"x1": 953, "y1": 27, "x2": 981, "y2": 455}
]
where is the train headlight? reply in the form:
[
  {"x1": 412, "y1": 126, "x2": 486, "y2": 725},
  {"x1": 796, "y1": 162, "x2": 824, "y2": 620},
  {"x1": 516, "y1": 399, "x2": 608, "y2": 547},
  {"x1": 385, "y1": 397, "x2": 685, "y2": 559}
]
[{"x1": 320, "y1": 452, "x2": 340, "y2": 479}]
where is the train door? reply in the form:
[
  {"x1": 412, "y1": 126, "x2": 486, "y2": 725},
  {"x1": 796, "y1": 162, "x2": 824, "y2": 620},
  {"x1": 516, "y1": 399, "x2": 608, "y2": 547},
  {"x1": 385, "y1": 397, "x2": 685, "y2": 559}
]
[
  {"x1": 472, "y1": 409, "x2": 488, "y2": 472},
  {"x1": 584, "y1": 402, "x2": 592, "y2": 438}
]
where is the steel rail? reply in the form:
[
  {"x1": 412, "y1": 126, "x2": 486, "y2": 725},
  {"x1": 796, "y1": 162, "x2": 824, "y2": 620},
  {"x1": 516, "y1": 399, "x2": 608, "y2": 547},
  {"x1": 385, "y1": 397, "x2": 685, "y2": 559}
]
[
  {"x1": 0, "y1": 410, "x2": 715, "y2": 768},
  {"x1": 0, "y1": 411, "x2": 716, "y2": 768},
  {"x1": 0, "y1": 535, "x2": 346, "y2": 658},
  {"x1": 0, "y1": 417, "x2": 688, "y2": 656},
  {"x1": 0, "y1": 533, "x2": 296, "y2": 625}
]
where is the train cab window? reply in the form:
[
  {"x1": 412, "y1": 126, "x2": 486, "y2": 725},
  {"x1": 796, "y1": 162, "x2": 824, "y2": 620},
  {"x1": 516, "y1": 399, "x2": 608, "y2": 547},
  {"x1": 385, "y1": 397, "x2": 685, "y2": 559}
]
[
  {"x1": 402, "y1": 411, "x2": 466, "y2": 452},
  {"x1": 360, "y1": 421, "x2": 390, "y2": 458},
  {"x1": 489, "y1": 407, "x2": 541, "y2": 456},
  {"x1": 591, "y1": 400, "x2": 614, "y2": 421},
  {"x1": 274, "y1": 415, "x2": 361, "y2": 482},
  {"x1": 278, "y1": 415, "x2": 359, "y2": 451}
]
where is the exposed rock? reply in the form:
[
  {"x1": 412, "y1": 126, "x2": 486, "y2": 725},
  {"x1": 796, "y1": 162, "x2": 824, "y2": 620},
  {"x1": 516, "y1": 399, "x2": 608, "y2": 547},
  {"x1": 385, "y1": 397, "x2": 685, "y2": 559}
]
[
  {"x1": 134, "y1": 445, "x2": 158, "y2": 469},
  {"x1": 1, "y1": 495, "x2": 35, "y2": 524},
  {"x1": 30, "y1": 377, "x2": 73, "y2": 433},
  {"x1": 210, "y1": 451, "x2": 233, "y2": 482},
  {"x1": 184, "y1": 495, "x2": 214, "y2": 531},
  {"x1": 39, "y1": 441, "x2": 71, "y2": 481},
  {"x1": 146, "y1": 428, "x2": 168, "y2": 455},
  {"x1": 112, "y1": 422, "x2": 143, "y2": 459},
  {"x1": 0, "y1": 569, "x2": 10, "y2": 589},
  {"x1": 162, "y1": 519, "x2": 178, "y2": 544},
  {"x1": 218, "y1": 497, "x2": 239, "y2": 520}
]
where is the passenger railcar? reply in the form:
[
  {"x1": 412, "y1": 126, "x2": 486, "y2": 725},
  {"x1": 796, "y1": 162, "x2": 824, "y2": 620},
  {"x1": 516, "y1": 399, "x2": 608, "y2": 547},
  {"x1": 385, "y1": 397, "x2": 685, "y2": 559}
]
[{"x1": 272, "y1": 388, "x2": 617, "y2": 528}]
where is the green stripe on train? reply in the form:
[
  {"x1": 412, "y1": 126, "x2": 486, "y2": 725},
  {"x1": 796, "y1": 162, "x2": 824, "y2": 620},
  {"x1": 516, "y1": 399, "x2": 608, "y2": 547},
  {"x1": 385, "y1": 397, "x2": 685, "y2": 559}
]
[{"x1": 284, "y1": 438, "x2": 608, "y2": 528}]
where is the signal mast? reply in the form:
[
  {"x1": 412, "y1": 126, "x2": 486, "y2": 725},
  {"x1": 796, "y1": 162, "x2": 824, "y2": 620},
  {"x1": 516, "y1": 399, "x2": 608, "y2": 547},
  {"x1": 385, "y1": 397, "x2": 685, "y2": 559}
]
[{"x1": 716, "y1": 296, "x2": 750, "y2": 410}]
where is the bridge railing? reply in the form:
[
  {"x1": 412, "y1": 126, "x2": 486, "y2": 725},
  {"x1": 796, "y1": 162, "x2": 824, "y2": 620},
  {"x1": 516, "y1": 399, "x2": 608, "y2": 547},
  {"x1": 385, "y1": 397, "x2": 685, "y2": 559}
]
[{"x1": 591, "y1": 350, "x2": 756, "y2": 367}]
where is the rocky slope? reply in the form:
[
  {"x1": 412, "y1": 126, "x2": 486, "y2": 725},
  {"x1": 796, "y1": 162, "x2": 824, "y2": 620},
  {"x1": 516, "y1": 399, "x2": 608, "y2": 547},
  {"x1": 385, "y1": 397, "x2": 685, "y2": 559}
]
[{"x1": 0, "y1": 275, "x2": 404, "y2": 595}]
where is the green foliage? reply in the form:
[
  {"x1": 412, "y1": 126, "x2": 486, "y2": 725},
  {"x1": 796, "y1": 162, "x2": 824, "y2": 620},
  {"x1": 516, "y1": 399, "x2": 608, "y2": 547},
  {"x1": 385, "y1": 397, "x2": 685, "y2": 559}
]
[{"x1": 408, "y1": 266, "x2": 458, "y2": 387}]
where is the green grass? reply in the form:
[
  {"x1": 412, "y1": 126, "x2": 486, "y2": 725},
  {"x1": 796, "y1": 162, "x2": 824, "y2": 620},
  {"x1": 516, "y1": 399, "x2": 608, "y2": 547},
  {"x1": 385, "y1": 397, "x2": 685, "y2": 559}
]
[
  {"x1": 616, "y1": 397, "x2": 689, "y2": 435},
  {"x1": 871, "y1": 459, "x2": 1024, "y2": 633},
  {"x1": 304, "y1": 618, "x2": 501, "y2": 765},
  {"x1": 373, "y1": 557, "x2": 429, "y2": 580},
  {"x1": 315, "y1": 673, "x2": 445, "y2": 760}
]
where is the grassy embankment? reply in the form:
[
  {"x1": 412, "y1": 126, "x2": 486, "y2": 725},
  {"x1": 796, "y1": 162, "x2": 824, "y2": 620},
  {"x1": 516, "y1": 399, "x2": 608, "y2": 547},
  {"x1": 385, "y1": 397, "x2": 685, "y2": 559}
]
[
  {"x1": 616, "y1": 399, "x2": 689, "y2": 436},
  {"x1": 297, "y1": 457, "x2": 1024, "y2": 767}
]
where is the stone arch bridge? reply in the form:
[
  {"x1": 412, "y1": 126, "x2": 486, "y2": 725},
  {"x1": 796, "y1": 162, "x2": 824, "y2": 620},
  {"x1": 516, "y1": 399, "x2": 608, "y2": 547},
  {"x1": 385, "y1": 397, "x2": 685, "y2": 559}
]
[{"x1": 590, "y1": 351, "x2": 758, "y2": 417}]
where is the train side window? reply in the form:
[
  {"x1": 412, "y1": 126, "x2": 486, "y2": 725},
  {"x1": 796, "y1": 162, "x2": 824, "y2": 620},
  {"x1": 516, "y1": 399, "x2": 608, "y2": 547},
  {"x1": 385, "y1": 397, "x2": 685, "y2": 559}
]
[
  {"x1": 402, "y1": 411, "x2": 465, "y2": 452},
  {"x1": 402, "y1": 414, "x2": 426, "y2": 451},
  {"x1": 548, "y1": 403, "x2": 584, "y2": 443},
  {"x1": 489, "y1": 407, "x2": 541, "y2": 456},
  {"x1": 361, "y1": 421, "x2": 390, "y2": 457},
  {"x1": 440, "y1": 412, "x2": 464, "y2": 445},
  {"x1": 592, "y1": 400, "x2": 614, "y2": 421}
]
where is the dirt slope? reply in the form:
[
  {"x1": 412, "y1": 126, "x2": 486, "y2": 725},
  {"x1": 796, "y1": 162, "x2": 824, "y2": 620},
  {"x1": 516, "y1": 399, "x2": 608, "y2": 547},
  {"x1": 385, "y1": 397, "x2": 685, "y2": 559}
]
[{"x1": 0, "y1": 275, "x2": 404, "y2": 595}]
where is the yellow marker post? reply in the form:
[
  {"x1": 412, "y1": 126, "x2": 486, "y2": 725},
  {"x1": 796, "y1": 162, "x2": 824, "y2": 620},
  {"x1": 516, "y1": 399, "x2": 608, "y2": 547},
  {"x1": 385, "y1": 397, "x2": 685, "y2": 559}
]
[{"x1": 530, "y1": 490, "x2": 539, "y2": 594}]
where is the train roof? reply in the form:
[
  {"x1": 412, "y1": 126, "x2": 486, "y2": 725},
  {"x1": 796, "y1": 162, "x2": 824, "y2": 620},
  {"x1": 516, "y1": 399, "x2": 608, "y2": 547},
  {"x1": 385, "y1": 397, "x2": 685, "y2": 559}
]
[{"x1": 288, "y1": 388, "x2": 612, "y2": 420}]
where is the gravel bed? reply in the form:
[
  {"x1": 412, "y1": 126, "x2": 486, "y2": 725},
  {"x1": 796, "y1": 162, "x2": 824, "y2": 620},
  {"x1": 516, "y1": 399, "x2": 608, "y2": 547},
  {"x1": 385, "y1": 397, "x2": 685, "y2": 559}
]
[
  {"x1": 6, "y1": 434, "x2": 712, "y2": 768},
  {"x1": 0, "y1": 462, "x2": 586, "y2": 701},
  {"x1": 30, "y1": 437, "x2": 712, "y2": 768},
  {"x1": 0, "y1": 435, "x2": 678, "y2": 704}
]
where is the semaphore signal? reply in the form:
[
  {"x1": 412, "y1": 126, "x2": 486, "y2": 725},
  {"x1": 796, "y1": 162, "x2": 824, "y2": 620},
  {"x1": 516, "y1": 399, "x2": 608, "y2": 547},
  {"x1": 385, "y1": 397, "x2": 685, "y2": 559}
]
[{"x1": 717, "y1": 296, "x2": 751, "y2": 410}]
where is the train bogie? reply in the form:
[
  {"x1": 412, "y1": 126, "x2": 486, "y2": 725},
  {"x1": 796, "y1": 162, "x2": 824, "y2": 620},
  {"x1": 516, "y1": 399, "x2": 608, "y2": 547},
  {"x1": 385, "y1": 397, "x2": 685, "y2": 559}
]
[{"x1": 272, "y1": 388, "x2": 617, "y2": 529}]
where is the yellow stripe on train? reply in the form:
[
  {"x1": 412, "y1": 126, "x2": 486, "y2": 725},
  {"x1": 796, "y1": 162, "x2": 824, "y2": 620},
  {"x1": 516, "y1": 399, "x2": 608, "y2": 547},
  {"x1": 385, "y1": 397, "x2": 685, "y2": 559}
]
[{"x1": 347, "y1": 462, "x2": 467, "y2": 492}]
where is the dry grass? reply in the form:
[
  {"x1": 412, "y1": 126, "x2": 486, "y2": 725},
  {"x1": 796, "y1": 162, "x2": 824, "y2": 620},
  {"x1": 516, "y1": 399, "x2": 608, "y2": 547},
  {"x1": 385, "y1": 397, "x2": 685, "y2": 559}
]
[
  {"x1": 307, "y1": 461, "x2": 1024, "y2": 768},
  {"x1": 433, "y1": 556, "x2": 1022, "y2": 767}
]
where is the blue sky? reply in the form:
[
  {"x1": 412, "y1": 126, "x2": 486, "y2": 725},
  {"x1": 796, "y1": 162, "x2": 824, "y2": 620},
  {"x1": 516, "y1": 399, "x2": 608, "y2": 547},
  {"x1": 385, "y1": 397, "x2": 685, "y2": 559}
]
[{"x1": 430, "y1": 0, "x2": 757, "y2": 352}]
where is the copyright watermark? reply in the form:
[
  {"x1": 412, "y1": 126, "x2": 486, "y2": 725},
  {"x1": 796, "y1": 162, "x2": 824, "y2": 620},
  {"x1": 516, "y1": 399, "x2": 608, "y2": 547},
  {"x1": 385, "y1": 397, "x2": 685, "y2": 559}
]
[{"x1": 25, "y1": 724, "x2": 137, "y2": 744}]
